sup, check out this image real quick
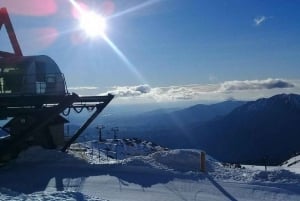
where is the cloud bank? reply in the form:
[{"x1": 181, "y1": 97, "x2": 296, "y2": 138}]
[
  {"x1": 107, "y1": 85, "x2": 151, "y2": 97},
  {"x1": 104, "y1": 78, "x2": 295, "y2": 102},
  {"x1": 69, "y1": 86, "x2": 98, "y2": 90},
  {"x1": 219, "y1": 79, "x2": 294, "y2": 92}
]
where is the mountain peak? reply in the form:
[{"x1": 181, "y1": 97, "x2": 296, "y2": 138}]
[
  {"x1": 271, "y1": 93, "x2": 300, "y2": 104},
  {"x1": 236, "y1": 93, "x2": 300, "y2": 113}
]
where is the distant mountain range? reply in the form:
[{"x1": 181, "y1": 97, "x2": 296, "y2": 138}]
[
  {"x1": 193, "y1": 94, "x2": 300, "y2": 165},
  {"x1": 120, "y1": 94, "x2": 300, "y2": 165},
  {"x1": 118, "y1": 100, "x2": 245, "y2": 128},
  {"x1": 67, "y1": 93, "x2": 300, "y2": 165}
]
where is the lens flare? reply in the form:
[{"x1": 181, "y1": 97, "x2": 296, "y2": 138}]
[
  {"x1": 0, "y1": 0, "x2": 57, "y2": 16},
  {"x1": 79, "y1": 11, "x2": 107, "y2": 38}
]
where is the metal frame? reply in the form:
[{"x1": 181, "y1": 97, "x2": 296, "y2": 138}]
[
  {"x1": 0, "y1": 93, "x2": 114, "y2": 161},
  {"x1": 0, "y1": 7, "x2": 22, "y2": 57},
  {"x1": 61, "y1": 95, "x2": 113, "y2": 152}
]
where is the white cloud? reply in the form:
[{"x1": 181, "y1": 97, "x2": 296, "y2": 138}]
[
  {"x1": 106, "y1": 85, "x2": 151, "y2": 97},
  {"x1": 254, "y1": 16, "x2": 271, "y2": 26},
  {"x1": 103, "y1": 78, "x2": 296, "y2": 103},
  {"x1": 149, "y1": 84, "x2": 219, "y2": 101},
  {"x1": 69, "y1": 86, "x2": 98, "y2": 90},
  {"x1": 219, "y1": 78, "x2": 294, "y2": 92}
]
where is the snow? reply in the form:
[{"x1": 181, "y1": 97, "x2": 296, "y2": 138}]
[
  {"x1": 0, "y1": 189, "x2": 107, "y2": 201},
  {"x1": 68, "y1": 138, "x2": 166, "y2": 164},
  {"x1": 281, "y1": 155, "x2": 300, "y2": 174},
  {"x1": 0, "y1": 139, "x2": 300, "y2": 201}
]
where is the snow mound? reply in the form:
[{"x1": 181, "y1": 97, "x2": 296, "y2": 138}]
[
  {"x1": 281, "y1": 155, "x2": 300, "y2": 168},
  {"x1": 69, "y1": 138, "x2": 166, "y2": 164},
  {"x1": 151, "y1": 149, "x2": 208, "y2": 172},
  {"x1": 122, "y1": 149, "x2": 256, "y2": 183},
  {"x1": 122, "y1": 149, "x2": 221, "y2": 173},
  {"x1": 0, "y1": 188, "x2": 107, "y2": 201},
  {"x1": 253, "y1": 169, "x2": 300, "y2": 184}
]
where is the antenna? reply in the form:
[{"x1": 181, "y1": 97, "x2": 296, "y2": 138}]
[{"x1": 0, "y1": 7, "x2": 23, "y2": 57}]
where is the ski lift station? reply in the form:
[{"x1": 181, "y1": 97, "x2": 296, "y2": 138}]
[{"x1": 0, "y1": 7, "x2": 114, "y2": 163}]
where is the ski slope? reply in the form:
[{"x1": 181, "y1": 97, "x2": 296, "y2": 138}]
[{"x1": 0, "y1": 139, "x2": 299, "y2": 201}]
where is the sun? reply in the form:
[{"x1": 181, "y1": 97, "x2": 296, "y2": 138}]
[{"x1": 79, "y1": 11, "x2": 107, "y2": 38}]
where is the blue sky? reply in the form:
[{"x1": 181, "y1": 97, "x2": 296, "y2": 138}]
[{"x1": 1, "y1": 0, "x2": 300, "y2": 105}]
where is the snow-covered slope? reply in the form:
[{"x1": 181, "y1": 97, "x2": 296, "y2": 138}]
[
  {"x1": 0, "y1": 139, "x2": 300, "y2": 201},
  {"x1": 281, "y1": 154, "x2": 300, "y2": 174},
  {"x1": 68, "y1": 138, "x2": 167, "y2": 164},
  {"x1": 282, "y1": 155, "x2": 300, "y2": 167},
  {"x1": 0, "y1": 189, "x2": 106, "y2": 201}
]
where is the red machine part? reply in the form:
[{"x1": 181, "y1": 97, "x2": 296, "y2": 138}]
[{"x1": 0, "y1": 7, "x2": 23, "y2": 57}]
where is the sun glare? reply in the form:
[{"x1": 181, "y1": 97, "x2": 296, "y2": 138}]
[{"x1": 79, "y1": 11, "x2": 107, "y2": 38}]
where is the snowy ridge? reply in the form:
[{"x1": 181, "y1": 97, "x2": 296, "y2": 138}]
[
  {"x1": 281, "y1": 154, "x2": 300, "y2": 174},
  {"x1": 68, "y1": 138, "x2": 167, "y2": 164},
  {"x1": 241, "y1": 94, "x2": 300, "y2": 112},
  {"x1": 282, "y1": 155, "x2": 300, "y2": 168}
]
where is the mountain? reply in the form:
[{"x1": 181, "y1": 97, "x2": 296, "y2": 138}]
[
  {"x1": 193, "y1": 94, "x2": 300, "y2": 165},
  {"x1": 66, "y1": 94, "x2": 300, "y2": 165},
  {"x1": 172, "y1": 100, "x2": 245, "y2": 124},
  {"x1": 119, "y1": 100, "x2": 246, "y2": 128},
  {"x1": 66, "y1": 100, "x2": 245, "y2": 149}
]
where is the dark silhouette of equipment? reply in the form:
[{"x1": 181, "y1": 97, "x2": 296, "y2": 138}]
[
  {"x1": 96, "y1": 125, "x2": 105, "y2": 142},
  {"x1": 0, "y1": 8, "x2": 114, "y2": 163},
  {"x1": 0, "y1": 8, "x2": 22, "y2": 57},
  {"x1": 111, "y1": 127, "x2": 119, "y2": 140}
]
